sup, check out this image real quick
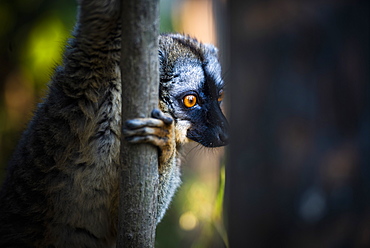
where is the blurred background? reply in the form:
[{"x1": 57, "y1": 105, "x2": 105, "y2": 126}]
[
  {"x1": 0, "y1": 0, "x2": 368, "y2": 247},
  {"x1": 226, "y1": 0, "x2": 369, "y2": 247}
]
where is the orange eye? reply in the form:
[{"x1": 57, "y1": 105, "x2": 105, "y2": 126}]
[
  {"x1": 183, "y1": 95, "x2": 197, "y2": 108},
  {"x1": 218, "y1": 90, "x2": 224, "y2": 102}
]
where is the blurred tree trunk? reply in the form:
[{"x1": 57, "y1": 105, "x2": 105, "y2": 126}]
[
  {"x1": 118, "y1": 0, "x2": 160, "y2": 247},
  {"x1": 225, "y1": 0, "x2": 369, "y2": 247}
]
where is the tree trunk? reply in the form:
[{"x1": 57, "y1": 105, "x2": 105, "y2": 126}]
[{"x1": 118, "y1": 0, "x2": 160, "y2": 247}]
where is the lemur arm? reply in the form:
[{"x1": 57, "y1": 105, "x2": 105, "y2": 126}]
[{"x1": 60, "y1": 0, "x2": 121, "y2": 99}]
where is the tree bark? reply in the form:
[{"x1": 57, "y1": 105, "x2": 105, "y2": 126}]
[{"x1": 118, "y1": 0, "x2": 160, "y2": 247}]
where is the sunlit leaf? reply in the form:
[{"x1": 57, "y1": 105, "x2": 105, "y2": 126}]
[{"x1": 24, "y1": 16, "x2": 69, "y2": 86}]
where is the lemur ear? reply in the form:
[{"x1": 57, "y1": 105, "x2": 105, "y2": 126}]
[
  {"x1": 159, "y1": 49, "x2": 166, "y2": 63},
  {"x1": 204, "y1": 43, "x2": 219, "y2": 57},
  {"x1": 158, "y1": 48, "x2": 171, "y2": 79},
  {"x1": 158, "y1": 49, "x2": 167, "y2": 71}
]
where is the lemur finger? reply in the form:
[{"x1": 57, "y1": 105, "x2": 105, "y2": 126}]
[
  {"x1": 125, "y1": 118, "x2": 164, "y2": 129},
  {"x1": 151, "y1": 108, "x2": 173, "y2": 125},
  {"x1": 123, "y1": 127, "x2": 168, "y2": 137},
  {"x1": 126, "y1": 135, "x2": 167, "y2": 147}
]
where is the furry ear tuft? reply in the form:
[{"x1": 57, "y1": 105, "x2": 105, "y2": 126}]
[
  {"x1": 158, "y1": 49, "x2": 166, "y2": 65},
  {"x1": 204, "y1": 43, "x2": 219, "y2": 57}
]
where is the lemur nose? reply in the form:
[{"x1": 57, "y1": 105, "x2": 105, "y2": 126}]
[{"x1": 219, "y1": 132, "x2": 229, "y2": 145}]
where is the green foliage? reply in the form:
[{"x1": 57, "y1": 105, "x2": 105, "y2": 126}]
[{"x1": 0, "y1": 0, "x2": 76, "y2": 181}]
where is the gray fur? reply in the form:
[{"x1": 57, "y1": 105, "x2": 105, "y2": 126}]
[{"x1": 0, "y1": 0, "x2": 226, "y2": 247}]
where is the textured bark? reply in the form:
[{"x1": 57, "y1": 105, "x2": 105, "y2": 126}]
[{"x1": 118, "y1": 0, "x2": 160, "y2": 247}]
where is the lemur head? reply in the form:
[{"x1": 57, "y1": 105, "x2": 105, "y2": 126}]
[{"x1": 158, "y1": 34, "x2": 229, "y2": 148}]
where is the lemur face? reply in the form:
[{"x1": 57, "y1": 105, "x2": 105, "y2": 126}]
[{"x1": 159, "y1": 34, "x2": 229, "y2": 147}]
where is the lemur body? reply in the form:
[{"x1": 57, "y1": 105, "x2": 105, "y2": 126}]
[{"x1": 0, "y1": 0, "x2": 228, "y2": 247}]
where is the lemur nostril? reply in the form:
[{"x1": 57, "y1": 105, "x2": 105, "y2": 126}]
[{"x1": 219, "y1": 132, "x2": 229, "y2": 144}]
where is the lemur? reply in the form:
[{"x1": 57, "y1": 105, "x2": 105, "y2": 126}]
[{"x1": 0, "y1": 0, "x2": 228, "y2": 247}]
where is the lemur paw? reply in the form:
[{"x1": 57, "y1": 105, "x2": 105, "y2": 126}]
[{"x1": 123, "y1": 109, "x2": 175, "y2": 164}]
